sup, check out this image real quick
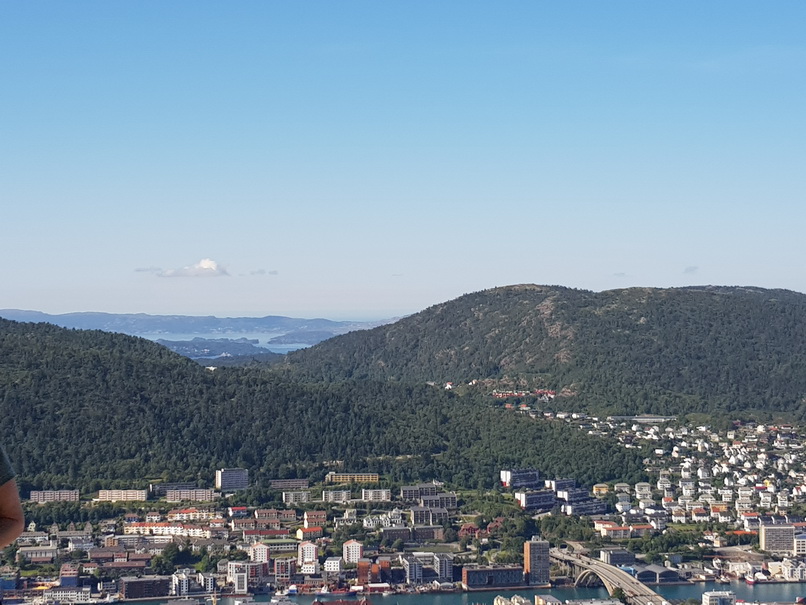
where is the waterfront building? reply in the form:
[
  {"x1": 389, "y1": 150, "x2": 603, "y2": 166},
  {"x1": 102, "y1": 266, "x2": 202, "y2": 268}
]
[
  {"x1": 118, "y1": 576, "x2": 171, "y2": 599},
  {"x1": 433, "y1": 553, "x2": 454, "y2": 581},
  {"x1": 461, "y1": 565, "x2": 524, "y2": 590},
  {"x1": 702, "y1": 591, "x2": 736, "y2": 605},
  {"x1": 600, "y1": 548, "x2": 635, "y2": 566},
  {"x1": 524, "y1": 537, "x2": 550, "y2": 585},
  {"x1": 759, "y1": 523, "x2": 795, "y2": 555},
  {"x1": 274, "y1": 558, "x2": 296, "y2": 585},
  {"x1": 171, "y1": 568, "x2": 192, "y2": 596},
  {"x1": 228, "y1": 561, "x2": 269, "y2": 590},
  {"x1": 42, "y1": 587, "x2": 92, "y2": 602},
  {"x1": 782, "y1": 558, "x2": 806, "y2": 581},
  {"x1": 402, "y1": 555, "x2": 423, "y2": 584}
]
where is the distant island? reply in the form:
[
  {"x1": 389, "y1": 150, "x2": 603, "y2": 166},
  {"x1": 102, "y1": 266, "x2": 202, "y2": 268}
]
[
  {"x1": 155, "y1": 337, "x2": 272, "y2": 358},
  {"x1": 0, "y1": 309, "x2": 395, "y2": 359}
]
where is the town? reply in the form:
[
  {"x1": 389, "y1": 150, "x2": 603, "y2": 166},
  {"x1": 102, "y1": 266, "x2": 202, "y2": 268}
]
[{"x1": 6, "y1": 415, "x2": 806, "y2": 605}]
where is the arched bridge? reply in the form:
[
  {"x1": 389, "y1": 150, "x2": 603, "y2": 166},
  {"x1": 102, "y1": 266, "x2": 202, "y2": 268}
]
[{"x1": 550, "y1": 549, "x2": 666, "y2": 605}]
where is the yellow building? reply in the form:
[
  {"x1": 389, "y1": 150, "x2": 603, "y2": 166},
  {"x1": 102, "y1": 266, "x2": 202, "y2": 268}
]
[{"x1": 325, "y1": 472, "x2": 379, "y2": 484}]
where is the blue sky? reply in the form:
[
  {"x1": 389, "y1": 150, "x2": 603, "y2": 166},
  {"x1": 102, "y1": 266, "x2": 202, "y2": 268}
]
[{"x1": 2, "y1": 2, "x2": 804, "y2": 320}]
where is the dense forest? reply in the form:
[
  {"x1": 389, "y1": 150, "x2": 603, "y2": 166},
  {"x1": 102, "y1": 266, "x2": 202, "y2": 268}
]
[
  {"x1": 0, "y1": 318, "x2": 646, "y2": 493},
  {"x1": 284, "y1": 285, "x2": 806, "y2": 417},
  {"x1": 5, "y1": 283, "x2": 804, "y2": 494}
]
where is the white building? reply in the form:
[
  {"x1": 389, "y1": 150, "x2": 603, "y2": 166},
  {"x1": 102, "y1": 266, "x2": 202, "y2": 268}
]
[
  {"x1": 323, "y1": 490, "x2": 351, "y2": 503},
  {"x1": 343, "y1": 539, "x2": 364, "y2": 563},
  {"x1": 172, "y1": 569, "x2": 193, "y2": 596},
  {"x1": 283, "y1": 491, "x2": 311, "y2": 504},
  {"x1": 361, "y1": 489, "x2": 392, "y2": 502},
  {"x1": 702, "y1": 591, "x2": 736, "y2": 605},
  {"x1": 324, "y1": 557, "x2": 344, "y2": 574},
  {"x1": 249, "y1": 543, "x2": 271, "y2": 563},
  {"x1": 298, "y1": 541, "x2": 318, "y2": 565}
]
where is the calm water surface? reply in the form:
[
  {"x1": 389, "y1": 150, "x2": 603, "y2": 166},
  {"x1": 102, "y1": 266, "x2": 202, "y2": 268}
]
[{"x1": 138, "y1": 582, "x2": 806, "y2": 605}]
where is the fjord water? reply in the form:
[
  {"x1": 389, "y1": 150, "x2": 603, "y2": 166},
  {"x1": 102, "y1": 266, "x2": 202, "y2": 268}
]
[
  {"x1": 139, "y1": 331, "x2": 309, "y2": 354},
  {"x1": 157, "y1": 582, "x2": 804, "y2": 605}
]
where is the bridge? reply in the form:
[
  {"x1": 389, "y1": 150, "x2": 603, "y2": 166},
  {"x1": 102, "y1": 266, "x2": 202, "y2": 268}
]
[{"x1": 550, "y1": 548, "x2": 667, "y2": 605}]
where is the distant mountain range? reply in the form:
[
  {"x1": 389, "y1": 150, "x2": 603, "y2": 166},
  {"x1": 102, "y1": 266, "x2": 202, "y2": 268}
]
[{"x1": 0, "y1": 309, "x2": 393, "y2": 357}]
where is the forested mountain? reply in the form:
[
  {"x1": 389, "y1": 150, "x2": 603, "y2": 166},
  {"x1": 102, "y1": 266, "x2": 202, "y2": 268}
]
[
  {"x1": 285, "y1": 285, "x2": 806, "y2": 418},
  {"x1": 0, "y1": 318, "x2": 645, "y2": 492},
  {"x1": 6, "y1": 283, "x2": 804, "y2": 493}
]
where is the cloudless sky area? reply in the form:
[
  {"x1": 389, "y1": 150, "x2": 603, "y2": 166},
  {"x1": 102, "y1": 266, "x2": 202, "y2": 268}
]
[{"x1": 2, "y1": 2, "x2": 804, "y2": 320}]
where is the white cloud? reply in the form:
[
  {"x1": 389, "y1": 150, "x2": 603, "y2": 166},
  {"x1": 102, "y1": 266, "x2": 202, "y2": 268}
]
[{"x1": 158, "y1": 258, "x2": 230, "y2": 278}]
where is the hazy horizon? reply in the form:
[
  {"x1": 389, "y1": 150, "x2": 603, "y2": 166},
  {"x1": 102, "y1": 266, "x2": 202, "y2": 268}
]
[{"x1": 3, "y1": 2, "x2": 804, "y2": 320}]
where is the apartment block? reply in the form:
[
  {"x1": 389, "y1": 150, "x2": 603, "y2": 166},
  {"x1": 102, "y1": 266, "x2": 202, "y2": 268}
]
[
  {"x1": 215, "y1": 468, "x2": 249, "y2": 491},
  {"x1": 30, "y1": 490, "x2": 80, "y2": 503},
  {"x1": 98, "y1": 490, "x2": 148, "y2": 502},
  {"x1": 325, "y1": 472, "x2": 379, "y2": 484}
]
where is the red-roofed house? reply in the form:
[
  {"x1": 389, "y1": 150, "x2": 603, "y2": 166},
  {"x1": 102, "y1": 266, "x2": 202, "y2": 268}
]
[{"x1": 296, "y1": 527, "x2": 323, "y2": 540}]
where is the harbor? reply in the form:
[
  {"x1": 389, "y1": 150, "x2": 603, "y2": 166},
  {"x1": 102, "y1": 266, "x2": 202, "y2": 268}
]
[{"x1": 82, "y1": 581, "x2": 806, "y2": 605}]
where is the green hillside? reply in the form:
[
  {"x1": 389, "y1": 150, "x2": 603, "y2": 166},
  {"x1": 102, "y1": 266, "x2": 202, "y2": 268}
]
[
  {"x1": 285, "y1": 285, "x2": 806, "y2": 417},
  {"x1": 0, "y1": 318, "x2": 645, "y2": 492}
]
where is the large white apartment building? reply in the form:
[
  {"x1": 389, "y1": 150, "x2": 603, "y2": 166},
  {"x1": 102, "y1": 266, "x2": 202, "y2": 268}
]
[{"x1": 343, "y1": 539, "x2": 363, "y2": 563}]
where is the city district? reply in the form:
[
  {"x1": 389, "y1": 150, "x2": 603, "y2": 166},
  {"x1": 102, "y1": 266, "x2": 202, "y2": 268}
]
[{"x1": 6, "y1": 415, "x2": 806, "y2": 605}]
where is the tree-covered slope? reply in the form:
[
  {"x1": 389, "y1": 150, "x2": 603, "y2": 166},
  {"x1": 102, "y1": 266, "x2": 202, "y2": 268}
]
[
  {"x1": 285, "y1": 285, "x2": 806, "y2": 417},
  {"x1": 0, "y1": 318, "x2": 645, "y2": 491}
]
